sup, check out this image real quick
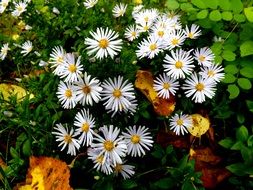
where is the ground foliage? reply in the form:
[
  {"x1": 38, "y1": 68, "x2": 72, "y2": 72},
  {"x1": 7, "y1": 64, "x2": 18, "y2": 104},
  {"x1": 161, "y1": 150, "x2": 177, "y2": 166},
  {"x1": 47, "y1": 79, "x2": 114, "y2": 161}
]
[{"x1": 0, "y1": 0, "x2": 253, "y2": 189}]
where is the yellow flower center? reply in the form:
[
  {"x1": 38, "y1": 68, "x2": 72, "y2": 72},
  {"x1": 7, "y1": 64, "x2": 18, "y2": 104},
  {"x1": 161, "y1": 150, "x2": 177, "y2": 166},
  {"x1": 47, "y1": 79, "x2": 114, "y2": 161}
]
[
  {"x1": 82, "y1": 85, "x2": 91, "y2": 94},
  {"x1": 57, "y1": 56, "x2": 64, "y2": 64},
  {"x1": 17, "y1": 6, "x2": 23, "y2": 12},
  {"x1": 176, "y1": 119, "x2": 184, "y2": 126},
  {"x1": 99, "y1": 38, "x2": 109, "y2": 49},
  {"x1": 199, "y1": 55, "x2": 205, "y2": 62},
  {"x1": 171, "y1": 38, "x2": 179, "y2": 46},
  {"x1": 68, "y1": 64, "x2": 77, "y2": 73},
  {"x1": 131, "y1": 135, "x2": 140, "y2": 144},
  {"x1": 144, "y1": 16, "x2": 149, "y2": 22},
  {"x1": 104, "y1": 140, "x2": 114, "y2": 151},
  {"x1": 131, "y1": 31, "x2": 136, "y2": 37},
  {"x1": 175, "y1": 61, "x2": 183, "y2": 69},
  {"x1": 149, "y1": 44, "x2": 157, "y2": 51},
  {"x1": 208, "y1": 70, "x2": 215, "y2": 77},
  {"x1": 119, "y1": 10, "x2": 124, "y2": 16},
  {"x1": 188, "y1": 32, "x2": 194, "y2": 39},
  {"x1": 64, "y1": 135, "x2": 72, "y2": 144},
  {"x1": 2, "y1": 3, "x2": 7, "y2": 7},
  {"x1": 195, "y1": 83, "x2": 204, "y2": 91},
  {"x1": 65, "y1": 89, "x2": 72, "y2": 98},
  {"x1": 114, "y1": 163, "x2": 123, "y2": 172},
  {"x1": 113, "y1": 89, "x2": 122, "y2": 98},
  {"x1": 96, "y1": 155, "x2": 104, "y2": 163},
  {"x1": 163, "y1": 83, "x2": 170, "y2": 90},
  {"x1": 158, "y1": 31, "x2": 164, "y2": 37},
  {"x1": 143, "y1": 25, "x2": 149, "y2": 31},
  {"x1": 82, "y1": 123, "x2": 89, "y2": 132}
]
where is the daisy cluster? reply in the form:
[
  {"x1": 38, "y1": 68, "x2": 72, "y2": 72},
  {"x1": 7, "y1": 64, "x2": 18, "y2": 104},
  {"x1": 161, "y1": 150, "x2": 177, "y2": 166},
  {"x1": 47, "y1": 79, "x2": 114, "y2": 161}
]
[{"x1": 0, "y1": 0, "x2": 31, "y2": 17}]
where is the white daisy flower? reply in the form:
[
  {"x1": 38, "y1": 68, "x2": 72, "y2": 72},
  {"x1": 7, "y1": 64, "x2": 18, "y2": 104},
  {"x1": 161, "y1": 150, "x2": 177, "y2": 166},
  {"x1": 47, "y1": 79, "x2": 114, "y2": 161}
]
[
  {"x1": 87, "y1": 148, "x2": 113, "y2": 175},
  {"x1": 199, "y1": 63, "x2": 225, "y2": 83},
  {"x1": 152, "y1": 14, "x2": 175, "y2": 31},
  {"x1": 83, "y1": 0, "x2": 98, "y2": 9},
  {"x1": 182, "y1": 72, "x2": 216, "y2": 103},
  {"x1": 60, "y1": 53, "x2": 83, "y2": 82},
  {"x1": 52, "y1": 123, "x2": 80, "y2": 156},
  {"x1": 194, "y1": 47, "x2": 215, "y2": 68},
  {"x1": 132, "y1": 5, "x2": 143, "y2": 18},
  {"x1": 112, "y1": 3, "x2": 127, "y2": 17},
  {"x1": 114, "y1": 162, "x2": 135, "y2": 179},
  {"x1": 122, "y1": 125, "x2": 153, "y2": 157},
  {"x1": 12, "y1": 1, "x2": 27, "y2": 17},
  {"x1": 150, "y1": 26, "x2": 169, "y2": 41},
  {"x1": 91, "y1": 125, "x2": 127, "y2": 166},
  {"x1": 134, "y1": 9, "x2": 159, "y2": 26},
  {"x1": 56, "y1": 81, "x2": 77, "y2": 109},
  {"x1": 124, "y1": 25, "x2": 140, "y2": 41},
  {"x1": 74, "y1": 109, "x2": 95, "y2": 146},
  {"x1": 136, "y1": 35, "x2": 163, "y2": 59},
  {"x1": 0, "y1": 43, "x2": 10, "y2": 60},
  {"x1": 163, "y1": 49, "x2": 195, "y2": 79},
  {"x1": 165, "y1": 29, "x2": 186, "y2": 50},
  {"x1": 0, "y1": 0, "x2": 10, "y2": 13},
  {"x1": 136, "y1": 20, "x2": 153, "y2": 33},
  {"x1": 101, "y1": 76, "x2": 136, "y2": 113},
  {"x1": 169, "y1": 112, "x2": 192, "y2": 135},
  {"x1": 184, "y1": 24, "x2": 201, "y2": 39},
  {"x1": 20, "y1": 40, "x2": 33, "y2": 56},
  {"x1": 84, "y1": 27, "x2": 123, "y2": 60},
  {"x1": 49, "y1": 46, "x2": 66, "y2": 76},
  {"x1": 153, "y1": 73, "x2": 179, "y2": 99},
  {"x1": 74, "y1": 72, "x2": 102, "y2": 106}
]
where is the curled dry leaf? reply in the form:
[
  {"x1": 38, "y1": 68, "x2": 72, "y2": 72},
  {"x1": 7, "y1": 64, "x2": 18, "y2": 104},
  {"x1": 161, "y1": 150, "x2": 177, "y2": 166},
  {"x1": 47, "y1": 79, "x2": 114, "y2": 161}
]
[
  {"x1": 0, "y1": 83, "x2": 34, "y2": 102},
  {"x1": 15, "y1": 156, "x2": 72, "y2": 190},
  {"x1": 188, "y1": 114, "x2": 210, "y2": 137},
  {"x1": 135, "y1": 70, "x2": 175, "y2": 117}
]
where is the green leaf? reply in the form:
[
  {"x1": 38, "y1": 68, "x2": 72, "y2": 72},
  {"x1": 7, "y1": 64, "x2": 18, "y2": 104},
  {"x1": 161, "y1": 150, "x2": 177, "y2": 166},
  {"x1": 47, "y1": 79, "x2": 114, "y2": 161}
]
[
  {"x1": 205, "y1": 0, "x2": 218, "y2": 9},
  {"x1": 227, "y1": 163, "x2": 247, "y2": 176},
  {"x1": 209, "y1": 10, "x2": 222, "y2": 21},
  {"x1": 22, "y1": 139, "x2": 31, "y2": 156},
  {"x1": 247, "y1": 135, "x2": 253, "y2": 147},
  {"x1": 10, "y1": 147, "x2": 19, "y2": 158},
  {"x1": 246, "y1": 100, "x2": 253, "y2": 113},
  {"x1": 197, "y1": 10, "x2": 209, "y2": 19},
  {"x1": 182, "y1": 181, "x2": 195, "y2": 190},
  {"x1": 154, "y1": 178, "x2": 174, "y2": 189},
  {"x1": 223, "y1": 73, "x2": 237, "y2": 83},
  {"x1": 180, "y1": 3, "x2": 195, "y2": 12},
  {"x1": 223, "y1": 43, "x2": 237, "y2": 52},
  {"x1": 230, "y1": 0, "x2": 243, "y2": 13},
  {"x1": 234, "y1": 14, "x2": 246, "y2": 22},
  {"x1": 222, "y1": 50, "x2": 236, "y2": 61},
  {"x1": 244, "y1": 7, "x2": 253, "y2": 22},
  {"x1": 166, "y1": 0, "x2": 180, "y2": 10},
  {"x1": 240, "y1": 41, "x2": 253, "y2": 57},
  {"x1": 219, "y1": 0, "x2": 231, "y2": 11},
  {"x1": 236, "y1": 125, "x2": 249, "y2": 142},
  {"x1": 237, "y1": 113, "x2": 245, "y2": 124},
  {"x1": 121, "y1": 180, "x2": 138, "y2": 189},
  {"x1": 192, "y1": 0, "x2": 206, "y2": 9},
  {"x1": 240, "y1": 67, "x2": 253, "y2": 78},
  {"x1": 231, "y1": 141, "x2": 245, "y2": 150},
  {"x1": 237, "y1": 78, "x2": 252, "y2": 90},
  {"x1": 227, "y1": 84, "x2": 240, "y2": 99},
  {"x1": 222, "y1": 11, "x2": 233, "y2": 21},
  {"x1": 219, "y1": 138, "x2": 234, "y2": 149},
  {"x1": 241, "y1": 146, "x2": 253, "y2": 164}
]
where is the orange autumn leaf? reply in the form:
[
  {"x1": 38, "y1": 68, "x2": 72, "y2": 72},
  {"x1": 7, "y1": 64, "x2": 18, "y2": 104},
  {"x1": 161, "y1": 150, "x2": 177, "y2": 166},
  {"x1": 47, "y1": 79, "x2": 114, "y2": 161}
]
[
  {"x1": 15, "y1": 156, "x2": 72, "y2": 190},
  {"x1": 135, "y1": 70, "x2": 175, "y2": 116}
]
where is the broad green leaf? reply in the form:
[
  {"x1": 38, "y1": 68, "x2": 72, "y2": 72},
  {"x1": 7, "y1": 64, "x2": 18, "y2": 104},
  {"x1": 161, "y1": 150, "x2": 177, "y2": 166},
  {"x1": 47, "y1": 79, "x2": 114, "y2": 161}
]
[
  {"x1": 219, "y1": 0, "x2": 231, "y2": 11},
  {"x1": 219, "y1": 138, "x2": 234, "y2": 149},
  {"x1": 246, "y1": 100, "x2": 253, "y2": 113},
  {"x1": 224, "y1": 65, "x2": 238, "y2": 74},
  {"x1": 180, "y1": 3, "x2": 195, "y2": 12},
  {"x1": 227, "y1": 84, "x2": 240, "y2": 99},
  {"x1": 244, "y1": 7, "x2": 253, "y2": 22},
  {"x1": 240, "y1": 41, "x2": 253, "y2": 57},
  {"x1": 247, "y1": 135, "x2": 253, "y2": 147},
  {"x1": 223, "y1": 73, "x2": 236, "y2": 83},
  {"x1": 236, "y1": 125, "x2": 249, "y2": 142},
  {"x1": 227, "y1": 163, "x2": 247, "y2": 176},
  {"x1": 154, "y1": 178, "x2": 174, "y2": 189},
  {"x1": 237, "y1": 78, "x2": 252, "y2": 90},
  {"x1": 205, "y1": 0, "x2": 218, "y2": 9},
  {"x1": 10, "y1": 147, "x2": 19, "y2": 158},
  {"x1": 222, "y1": 50, "x2": 236, "y2": 61},
  {"x1": 237, "y1": 113, "x2": 245, "y2": 124},
  {"x1": 192, "y1": 0, "x2": 206, "y2": 9},
  {"x1": 209, "y1": 10, "x2": 222, "y2": 21},
  {"x1": 22, "y1": 139, "x2": 31, "y2": 156},
  {"x1": 222, "y1": 11, "x2": 233, "y2": 21},
  {"x1": 241, "y1": 146, "x2": 253, "y2": 164},
  {"x1": 182, "y1": 181, "x2": 195, "y2": 190},
  {"x1": 166, "y1": 0, "x2": 180, "y2": 10},
  {"x1": 211, "y1": 42, "x2": 222, "y2": 54},
  {"x1": 121, "y1": 180, "x2": 138, "y2": 189},
  {"x1": 197, "y1": 9, "x2": 208, "y2": 19},
  {"x1": 230, "y1": 0, "x2": 243, "y2": 13},
  {"x1": 234, "y1": 14, "x2": 246, "y2": 22},
  {"x1": 231, "y1": 141, "x2": 245, "y2": 150},
  {"x1": 223, "y1": 43, "x2": 237, "y2": 52}
]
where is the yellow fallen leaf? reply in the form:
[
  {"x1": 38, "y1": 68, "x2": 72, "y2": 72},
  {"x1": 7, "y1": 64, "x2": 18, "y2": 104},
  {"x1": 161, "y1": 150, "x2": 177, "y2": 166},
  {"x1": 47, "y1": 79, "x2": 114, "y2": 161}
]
[
  {"x1": 15, "y1": 156, "x2": 72, "y2": 190},
  {"x1": 0, "y1": 83, "x2": 34, "y2": 102},
  {"x1": 188, "y1": 114, "x2": 210, "y2": 137},
  {"x1": 135, "y1": 70, "x2": 175, "y2": 117}
]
